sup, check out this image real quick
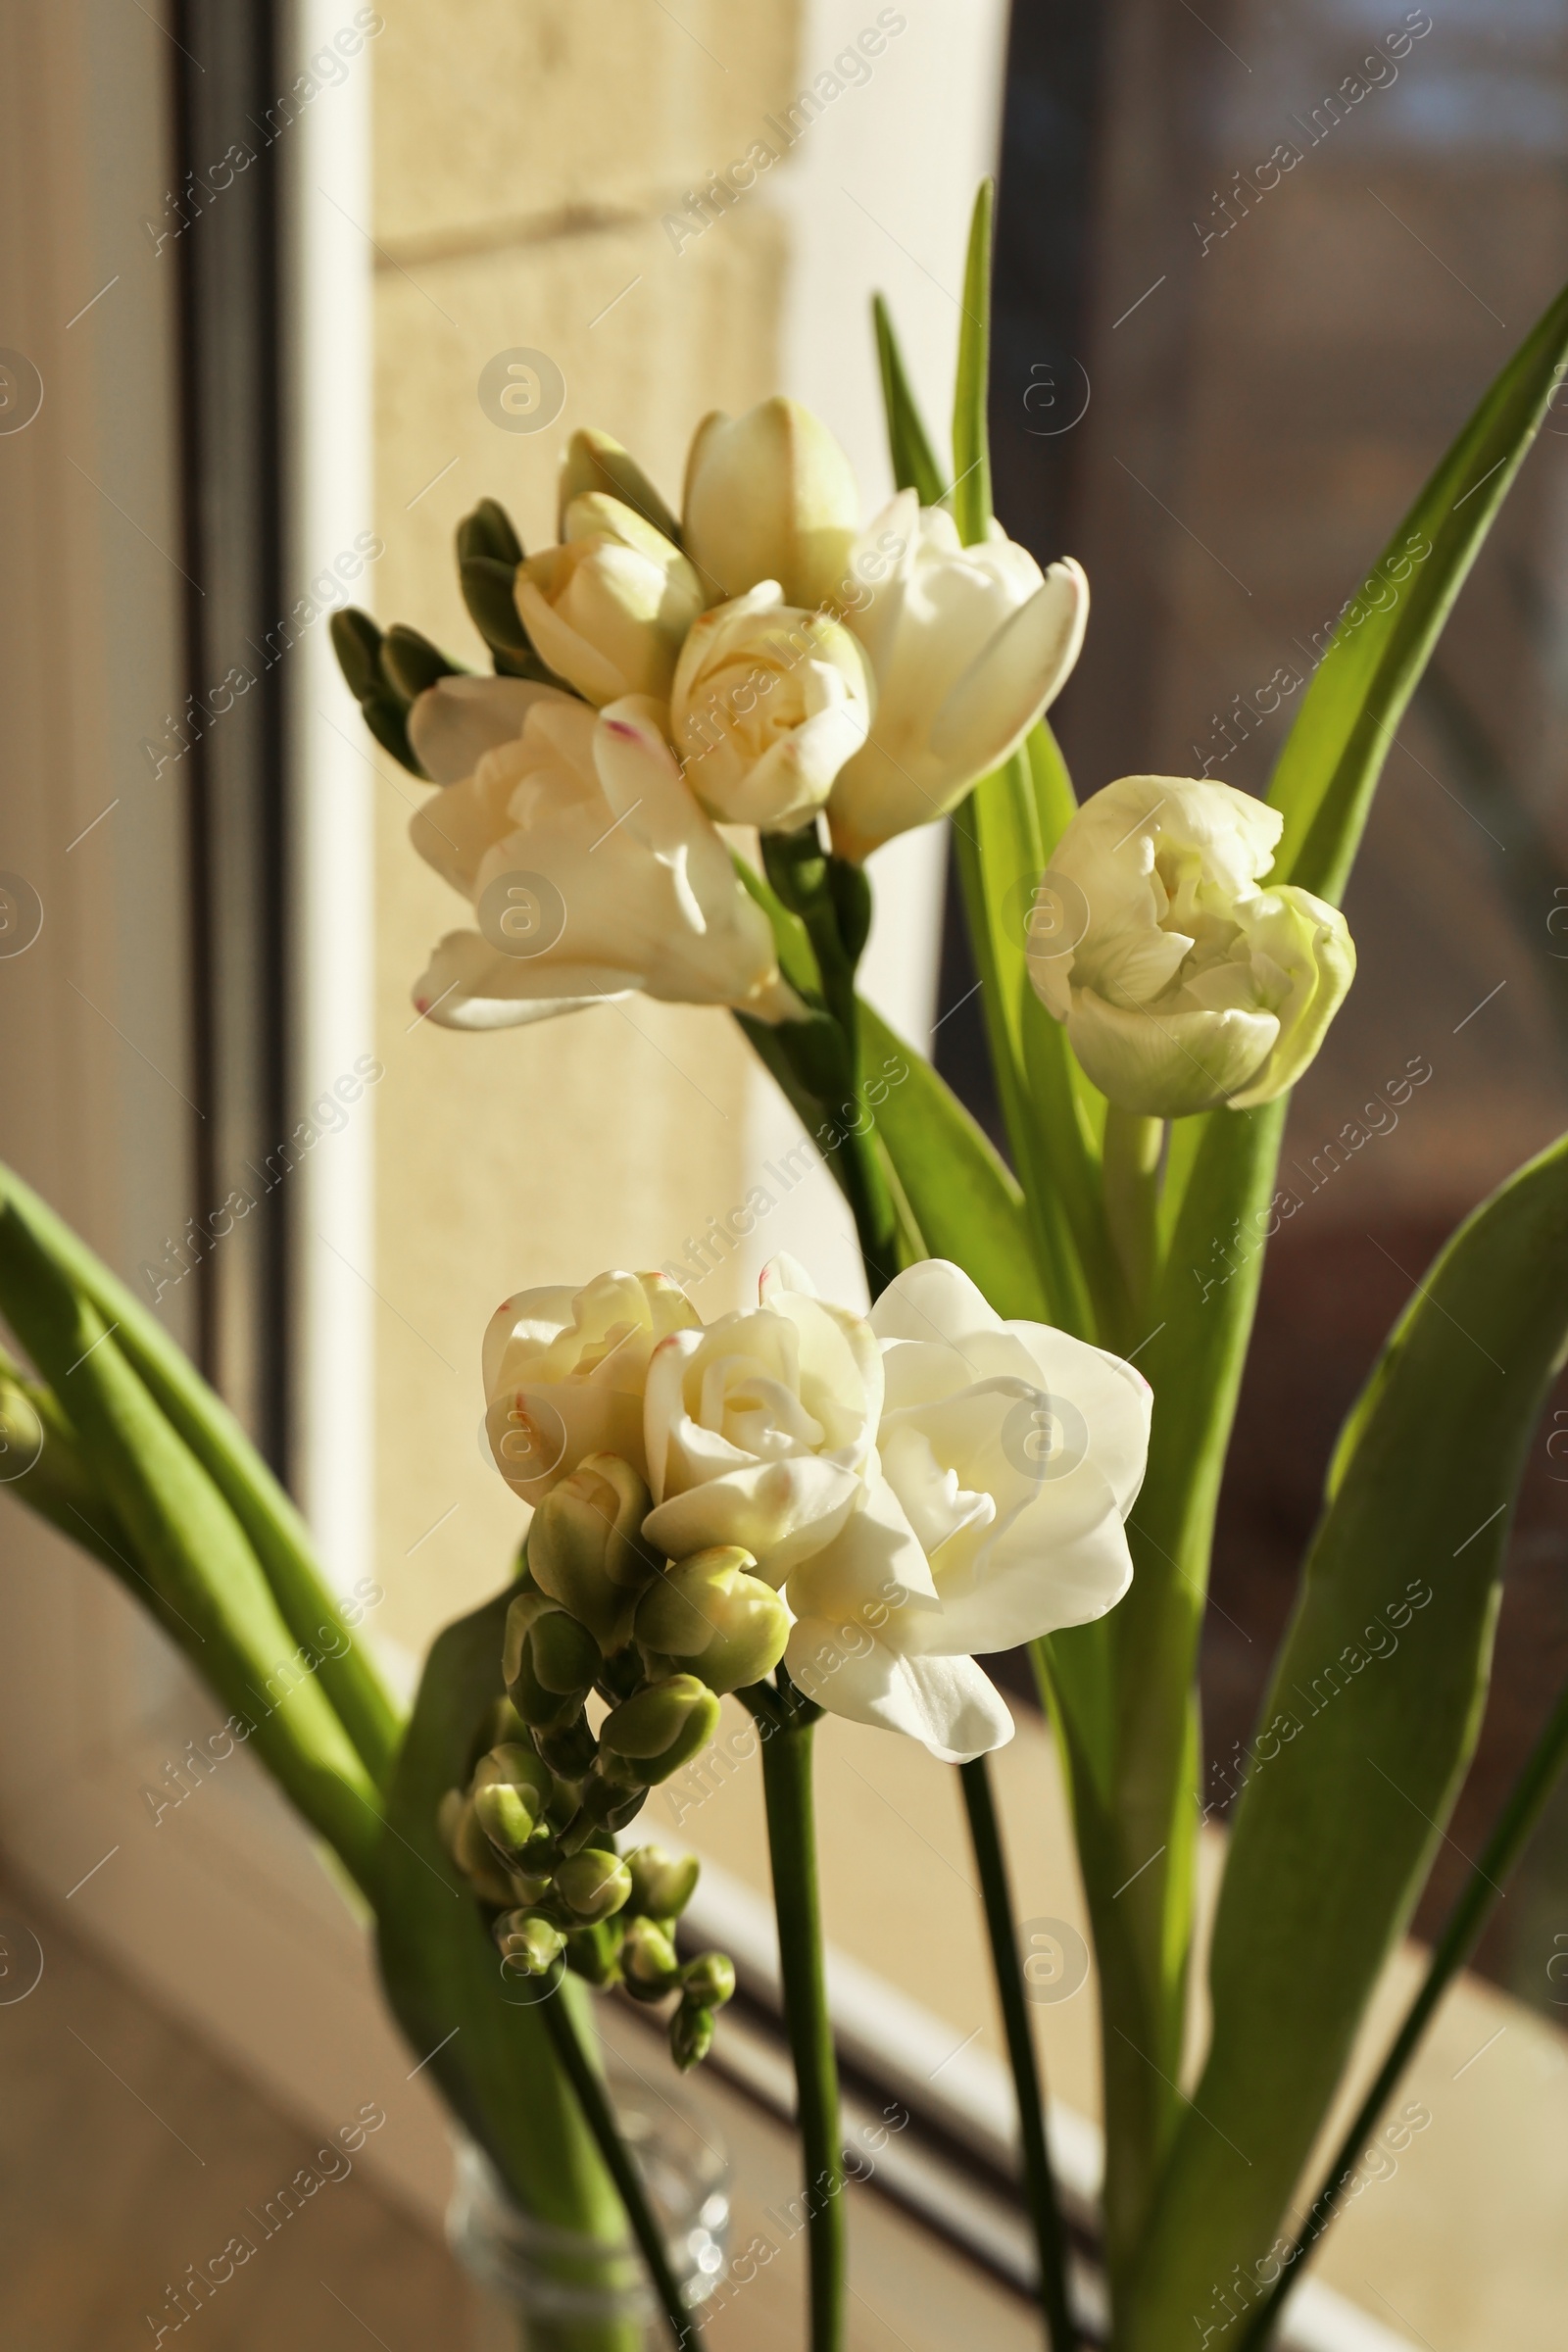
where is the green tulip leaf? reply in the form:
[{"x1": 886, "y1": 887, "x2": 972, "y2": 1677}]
[
  {"x1": 0, "y1": 1194, "x2": 382, "y2": 1888},
  {"x1": 1126, "y1": 1129, "x2": 1568, "y2": 2339},
  {"x1": 855, "y1": 1000, "x2": 1046, "y2": 1320},
  {"x1": 0, "y1": 1163, "x2": 402, "y2": 1782}
]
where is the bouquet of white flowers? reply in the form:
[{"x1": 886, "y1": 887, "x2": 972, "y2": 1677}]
[{"x1": 4, "y1": 182, "x2": 1568, "y2": 2352}]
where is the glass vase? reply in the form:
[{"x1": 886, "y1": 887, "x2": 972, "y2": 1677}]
[{"x1": 448, "y1": 2063, "x2": 731, "y2": 2352}]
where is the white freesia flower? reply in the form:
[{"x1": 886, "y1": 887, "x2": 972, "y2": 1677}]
[
  {"x1": 483, "y1": 1269, "x2": 700, "y2": 1506},
  {"x1": 407, "y1": 680, "x2": 791, "y2": 1029},
  {"x1": 1027, "y1": 775, "x2": 1356, "y2": 1117},
  {"x1": 784, "y1": 1260, "x2": 1149, "y2": 1761},
  {"x1": 826, "y1": 490, "x2": 1088, "y2": 861},
  {"x1": 641, "y1": 1255, "x2": 883, "y2": 1582},
  {"x1": 683, "y1": 396, "x2": 860, "y2": 610},
  {"x1": 669, "y1": 585, "x2": 873, "y2": 832},
  {"x1": 514, "y1": 493, "x2": 704, "y2": 707}
]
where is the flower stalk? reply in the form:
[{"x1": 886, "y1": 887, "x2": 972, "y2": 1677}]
[
  {"x1": 744, "y1": 1678, "x2": 846, "y2": 2352},
  {"x1": 958, "y1": 1757, "x2": 1079, "y2": 2352}
]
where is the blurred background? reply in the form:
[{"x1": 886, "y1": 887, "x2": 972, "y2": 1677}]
[{"x1": 1, "y1": 2, "x2": 1566, "y2": 2347}]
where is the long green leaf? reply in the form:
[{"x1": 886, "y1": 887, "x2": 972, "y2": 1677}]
[
  {"x1": 856, "y1": 1000, "x2": 1046, "y2": 1319},
  {"x1": 1125, "y1": 1131, "x2": 1568, "y2": 2345},
  {"x1": 0, "y1": 1162, "x2": 402, "y2": 1782},
  {"x1": 951, "y1": 180, "x2": 995, "y2": 541},
  {"x1": 0, "y1": 1202, "x2": 382, "y2": 1888},
  {"x1": 375, "y1": 1579, "x2": 623, "y2": 2237},
  {"x1": 1270, "y1": 276, "x2": 1568, "y2": 901},
  {"x1": 873, "y1": 294, "x2": 945, "y2": 506}
]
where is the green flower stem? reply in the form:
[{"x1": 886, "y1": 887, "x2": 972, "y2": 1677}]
[
  {"x1": 1237, "y1": 1667, "x2": 1568, "y2": 2351},
  {"x1": 958, "y1": 1757, "x2": 1078, "y2": 2352},
  {"x1": 1101, "y1": 1110, "x2": 1164, "y2": 1347},
  {"x1": 744, "y1": 1682, "x2": 846, "y2": 2352},
  {"x1": 539, "y1": 1980, "x2": 694, "y2": 2352}
]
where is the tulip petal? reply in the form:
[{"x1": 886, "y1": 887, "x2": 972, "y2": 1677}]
[
  {"x1": 1065, "y1": 988, "x2": 1278, "y2": 1118},
  {"x1": 408, "y1": 676, "x2": 568, "y2": 784},
  {"x1": 1227, "y1": 886, "x2": 1357, "y2": 1109},
  {"x1": 412, "y1": 929, "x2": 633, "y2": 1030},
  {"x1": 927, "y1": 556, "x2": 1088, "y2": 776},
  {"x1": 784, "y1": 1619, "x2": 1014, "y2": 1762}
]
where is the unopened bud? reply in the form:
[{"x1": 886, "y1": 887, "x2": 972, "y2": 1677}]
[
  {"x1": 495, "y1": 1910, "x2": 565, "y2": 1978},
  {"x1": 635, "y1": 1545, "x2": 790, "y2": 1694},
  {"x1": 469, "y1": 1742, "x2": 554, "y2": 1860},
  {"x1": 558, "y1": 427, "x2": 681, "y2": 549},
  {"x1": 625, "y1": 1845, "x2": 700, "y2": 1922},
  {"x1": 565, "y1": 1918, "x2": 625, "y2": 1988},
  {"x1": 533, "y1": 1716, "x2": 599, "y2": 1780},
  {"x1": 679, "y1": 1951, "x2": 735, "y2": 2009},
  {"x1": 599, "y1": 1675, "x2": 721, "y2": 1785},
  {"x1": 530, "y1": 1454, "x2": 657, "y2": 1650},
  {"x1": 504, "y1": 1592, "x2": 600, "y2": 1729},
  {"x1": 670, "y1": 2004, "x2": 715, "y2": 2072},
  {"x1": 621, "y1": 1915, "x2": 681, "y2": 2000},
  {"x1": 555, "y1": 1847, "x2": 633, "y2": 1924},
  {"x1": 438, "y1": 1788, "x2": 519, "y2": 1906}
]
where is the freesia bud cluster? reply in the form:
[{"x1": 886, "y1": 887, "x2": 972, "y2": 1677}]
[{"x1": 439, "y1": 1640, "x2": 736, "y2": 2071}]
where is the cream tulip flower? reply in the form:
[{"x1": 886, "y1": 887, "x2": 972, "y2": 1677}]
[
  {"x1": 407, "y1": 680, "x2": 791, "y2": 1029},
  {"x1": 514, "y1": 493, "x2": 704, "y2": 707},
  {"x1": 682, "y1": 396, "x2": 860, "y2": 610},
  {"x1": 1026, "y1": 775, "x2": 1356, "y2": 1117},
  {"x1": 668, "y1": 585, "x2": 873, "y2": 832},
  {"x1": 641, "y1": 1254, "x2": 884, "y2": 1584},
  {"x1": 483, "y1": 1270, "x2": 700, "y2": 1506},
  {"x1": 825, "y1": 491, "x2": 1088, "y2": 861}
]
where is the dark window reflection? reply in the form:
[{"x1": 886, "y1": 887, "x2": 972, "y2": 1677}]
[{"x1": 968, "y1": 0, "x2": 1568, "y2": 2016}]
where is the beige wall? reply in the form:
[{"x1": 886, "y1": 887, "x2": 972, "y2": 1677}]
[{"x1": 368, "y1": 1, "x2": 803, "y2": 1651}]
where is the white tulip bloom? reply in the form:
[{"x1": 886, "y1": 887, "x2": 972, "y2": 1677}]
[
  {"x1": 826, "y1": 490, "x2": 1089, "y2": 861},
  {"x1": 407, "y1": 680, "x2": 791, "y2": 1029},
  {"x1": 669, "y1": 584, "x2": 873, "y2": 833},
  {"x1": 784, "y1": 1259, "x2": 1149, "y2": 1761},
  {"x1": 1027, "y1": 775, "x2": 1356, "y2": 1118},
  {"x1": 514, "y1": 493, "x2": 704, "y2": 707},
  {"x1": 641, "y1": 1254, "x2": 883, "y2": 1583},
  {"x1": 484, "y1": 1270, "x2": 700, "y2": 1506},
  {"x1": 683, "y1": 396, "x2": 860, "y2": 611}
]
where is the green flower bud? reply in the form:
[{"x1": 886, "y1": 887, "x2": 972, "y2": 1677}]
[
  {"x1": 669, "y1": 2004, "x2": 715, "y2": 2072},
  {"x1": 505, "y1": 1864, "x2": 556, "y2": 1909},
  {"x1": 635, "y1": 1545, "x2": 790, "y2": 1694},
  {"x1": 530, "y1": 1454, "x2": 657, "y2": 1651},
  {"x1": 471, "y1": 1740, "x2": 554, "y2": 1834},
  {"x1": 679, "y1": 1951, "x2": 735, "y2": 2010},
  {"x1": 625, "y1": 1845, "x2": 701, "y2": 1923},
  {"x1": 495, "y1": 1910, "x2": 565, "y2": 1979},
  {"x1": 533, "y1": 1716, "x2": 599, "y2": 1780},
  {"x1": 472, "y1": 1780, "x2": 542, "y2": 1862},
  {"x1": 564, "y1": 1917, "x2": 625, "y2": 1988},
  {"x1": 620, "y1": 1915, "x2": 681, "y2": 2001},
  {"x1": 555, "y1": 1848, "x2": 633, "y2": 1924},
  {"x1": 560, "y1": 1770, "x2": 648, "y2": 1850},
  {"x1": 504, "y1": 1592, "x2": 600, "y2": 1729},
  {"x1": 437, "y1": 1788, "x2": 516, "y2": 1907},
  {"x1": 599, "y1": 1676, "x2": 721, "y2": 1786}
]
